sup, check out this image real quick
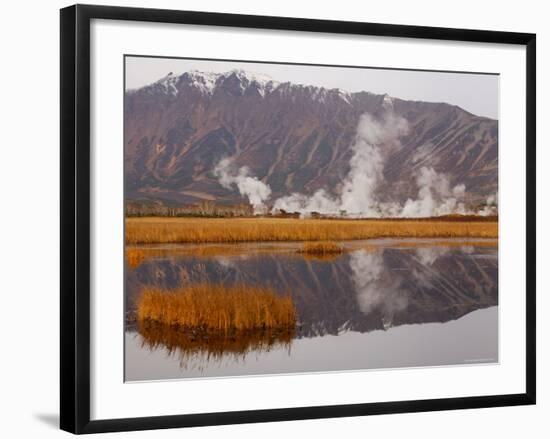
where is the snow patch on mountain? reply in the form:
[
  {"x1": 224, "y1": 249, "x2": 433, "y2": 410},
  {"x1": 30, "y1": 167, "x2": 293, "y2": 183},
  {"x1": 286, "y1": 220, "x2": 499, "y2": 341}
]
[
  {"x1": 185, "y1": 70, "x2": 219, "y2": 94},
  {"x1": 138, "y1": 69, "x2": 372, "y2": 105},
  {"x1": 155, "y1": 72, "x2": 180, "y2": 96}
]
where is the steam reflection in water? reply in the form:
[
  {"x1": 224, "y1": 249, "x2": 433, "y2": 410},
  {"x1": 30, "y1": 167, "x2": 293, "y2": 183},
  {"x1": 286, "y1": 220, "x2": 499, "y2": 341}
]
[{"x1": 125, "y1": 240, "x2": 498, "y2": 380}]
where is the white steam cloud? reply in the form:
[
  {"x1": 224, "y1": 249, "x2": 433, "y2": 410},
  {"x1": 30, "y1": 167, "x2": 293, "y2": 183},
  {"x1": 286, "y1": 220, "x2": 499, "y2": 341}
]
[
  {"x1": 340, "y1": 112, "x2": 409, "y2": 216},
  {"x1": 213, "y1": 158, "x2": 271, "y2": 214},
  {"x1": 273, "y1": 112, "x2": 409, "y2": 217},
  {"x1": 399, "y1": 166, "x2": 467, "y2": 218},
  {"x1": 477, "y1": 192, "x2": 498, "y2": 216},
  {"x1": 214, "y1": 111, "x2": 497, "y2": 218}
]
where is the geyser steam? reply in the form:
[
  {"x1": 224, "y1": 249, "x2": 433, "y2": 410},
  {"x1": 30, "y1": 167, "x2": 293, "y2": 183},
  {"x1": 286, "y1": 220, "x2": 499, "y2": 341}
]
[
  {"x1": 273, "y1": 112, "x2": 409, "y2": 217},
  {"x1": 399, "y1": 166, "x2": 467, "y2": 218},
  {"x1": 214, "y1": 111, "x2": 495, "y2": 218},
  {"x1": 340, "y1": 112, "x2": 409, "y2": 216},
  {"x1": 213, "y1": 158, "x2": 271, "y2": 214}
]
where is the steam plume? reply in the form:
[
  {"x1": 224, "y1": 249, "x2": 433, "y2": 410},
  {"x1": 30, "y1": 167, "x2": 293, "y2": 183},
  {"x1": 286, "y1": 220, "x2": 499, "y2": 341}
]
[
  {"x1": 273, "y1": 112, "x2": 409, "y2": 217},
  {"x1": 214, "y1": 111, "x2": 494, "y2": 218},
  {"x1": 399, "y1": 166, "x2": 467, "y2": 218},
  {"x1": 213, "y1": 158, "x2": 271, "y2": 214},
  {"x1": 340, "y1": 112, "x2": 409, "y2": 216},
  {"x1": 478, "y1": 192, "x2": 498, "y2": 216}
]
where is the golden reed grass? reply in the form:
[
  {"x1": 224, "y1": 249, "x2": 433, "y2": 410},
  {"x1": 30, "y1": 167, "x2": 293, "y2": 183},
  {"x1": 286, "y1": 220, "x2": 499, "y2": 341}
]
[
  {"x1": 137, "y1": 283, "x2": 296, "y2": 333},
  {"x1": 298, "y1": 241, "x2": 344, "y2": 255},
  {"x1": 126, "y1": 217, "x2": 498, "y2": 244}
]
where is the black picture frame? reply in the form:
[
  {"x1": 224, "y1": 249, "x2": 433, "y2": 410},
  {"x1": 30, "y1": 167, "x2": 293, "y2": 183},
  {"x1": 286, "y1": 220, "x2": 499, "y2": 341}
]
[{"x1": 60, "y1": 4, "x2": 536, "y2": 434}]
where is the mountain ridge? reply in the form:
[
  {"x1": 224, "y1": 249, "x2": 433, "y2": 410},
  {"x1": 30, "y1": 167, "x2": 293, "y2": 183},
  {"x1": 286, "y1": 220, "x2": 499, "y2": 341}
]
[{"x1": 124, "y1": 69, "x2": 498, "y2": 209}]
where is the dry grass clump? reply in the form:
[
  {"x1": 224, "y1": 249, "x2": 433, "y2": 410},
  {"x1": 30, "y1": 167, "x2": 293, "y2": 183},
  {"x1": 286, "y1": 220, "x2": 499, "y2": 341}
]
[
  {"x1": 126, "y1": 217, "x2": 499, "y2": 244},
  {"x1": 137, "y1": 283, "x2": 296, "y2": 333},
  {"x1": 298, "y1": 241, "x2": 344, "y2": 255}
]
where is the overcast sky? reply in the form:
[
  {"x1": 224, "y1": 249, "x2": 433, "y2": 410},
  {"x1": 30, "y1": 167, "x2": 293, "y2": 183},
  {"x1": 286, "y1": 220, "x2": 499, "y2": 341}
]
[{"x1": 125, "y1": 56, "x2": 499, "y2": 119}]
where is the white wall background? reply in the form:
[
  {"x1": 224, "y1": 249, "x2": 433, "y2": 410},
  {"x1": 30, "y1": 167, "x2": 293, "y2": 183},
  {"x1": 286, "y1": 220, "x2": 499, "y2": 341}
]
[{"x1": 0, "y1": 0, "x2": 546, "y2": 437}]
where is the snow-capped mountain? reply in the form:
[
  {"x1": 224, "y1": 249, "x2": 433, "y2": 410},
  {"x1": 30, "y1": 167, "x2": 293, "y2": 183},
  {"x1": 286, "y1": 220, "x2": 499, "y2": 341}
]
[
  {"x1": 132, "y1": 69, "x2": 358, "y2": 103},
  {"x1": 124, "y1": 70, "x2": 497, "y2": 207}
]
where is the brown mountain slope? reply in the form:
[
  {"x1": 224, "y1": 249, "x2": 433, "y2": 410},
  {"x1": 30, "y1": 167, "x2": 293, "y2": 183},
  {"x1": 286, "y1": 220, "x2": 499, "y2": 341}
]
[{"x1": 124, "y1": 70, "x2": 497, "y2": 207}]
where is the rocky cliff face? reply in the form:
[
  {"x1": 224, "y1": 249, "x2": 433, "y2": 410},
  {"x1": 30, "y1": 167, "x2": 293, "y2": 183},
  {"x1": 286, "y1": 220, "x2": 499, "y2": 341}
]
[{"x1": 125, "y1": 69, "x2": 497, "y2": 207}]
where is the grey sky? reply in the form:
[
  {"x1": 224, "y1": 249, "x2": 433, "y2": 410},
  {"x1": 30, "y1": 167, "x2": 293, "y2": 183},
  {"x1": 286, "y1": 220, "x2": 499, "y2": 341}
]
[{"x1": 125, "y1": 56, "x2": 499, "y2": 119}]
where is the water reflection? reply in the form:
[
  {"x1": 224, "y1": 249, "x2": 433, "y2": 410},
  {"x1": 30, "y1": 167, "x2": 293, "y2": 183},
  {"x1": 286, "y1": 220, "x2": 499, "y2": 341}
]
[
  {"x1": 136, "y1": 320, "x2": 294, "y2": 372},
  {"x1": 350, "y1": 250, "x2": 408, "y2": 329},
  {"x1": 125, "y1": 240, "x2": 498, "y2": 378}
]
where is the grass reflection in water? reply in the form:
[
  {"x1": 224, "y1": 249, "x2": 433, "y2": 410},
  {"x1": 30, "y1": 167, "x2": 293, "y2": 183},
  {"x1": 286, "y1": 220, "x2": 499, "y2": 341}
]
[
  {"x1": 137, "y1": 320, "x2": 295, "y2": 370},
  {"x1": 136, "y1": 283, "x2": 297, "y2": 369}
]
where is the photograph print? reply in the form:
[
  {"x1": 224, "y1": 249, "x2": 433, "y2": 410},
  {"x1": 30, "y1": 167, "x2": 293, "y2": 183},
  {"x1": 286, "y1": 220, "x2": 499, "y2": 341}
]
[{"x1": 124, "y1": 56, "x2": 498, "y2": 381}]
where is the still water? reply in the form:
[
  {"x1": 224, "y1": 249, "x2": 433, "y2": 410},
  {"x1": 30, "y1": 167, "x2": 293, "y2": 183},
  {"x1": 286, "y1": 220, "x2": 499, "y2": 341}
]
[{"x1": 124, "y1": 239, "x2": 498, "y2": 381}]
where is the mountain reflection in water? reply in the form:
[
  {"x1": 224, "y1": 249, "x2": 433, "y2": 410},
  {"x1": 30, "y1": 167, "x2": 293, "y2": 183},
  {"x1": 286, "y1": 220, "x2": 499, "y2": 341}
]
[
  {"x1": 127, "y1": 242, "x2": 497, "y2": 331},
  {"x1": 125, "y1": 240, "x2": 497, "y2": 379}
]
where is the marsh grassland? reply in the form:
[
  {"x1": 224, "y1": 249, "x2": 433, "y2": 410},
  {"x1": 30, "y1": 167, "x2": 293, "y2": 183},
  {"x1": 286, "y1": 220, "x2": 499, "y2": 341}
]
[
  {"x1": 137, "y1": 283, "x2": 296, "y2": 332},
  {"x1": 125, "y1": 216, "x2": 498, "y2": 245},
  {"x1": 126, "y1": 215, "x2": 498, "y2": 377}
]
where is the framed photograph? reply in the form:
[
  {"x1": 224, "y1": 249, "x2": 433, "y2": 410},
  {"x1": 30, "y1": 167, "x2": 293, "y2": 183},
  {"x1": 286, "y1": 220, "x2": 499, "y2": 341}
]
[{"x1": 60, "y1": 4, "x2": 536, "y2": 434}]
